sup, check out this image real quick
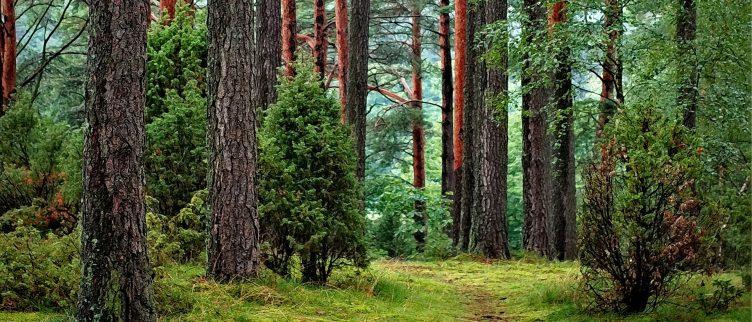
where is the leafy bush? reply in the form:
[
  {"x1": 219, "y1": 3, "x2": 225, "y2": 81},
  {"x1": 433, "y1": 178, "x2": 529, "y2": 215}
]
[
  {"x1": 0, "y1": 95, "x2": 83, "y2": 231},
  {"x1": 697, "y1": 279, "x2": 745, "y2": 312},
  {"x1": 259, "y1": 63, "x2": 368, "y2": 283},
  {"x1": 579, "y1": 106, "x2": 708, "y2": 313},
  {"x1": 145, "y1": 6, "x2": 208, "y2": 215},
  {"x1": 147, "y1": 190, "x2": 208, "y2": 267},
  {"x1": 0, "y1": 226, "x2": 80, "y2": 311}
]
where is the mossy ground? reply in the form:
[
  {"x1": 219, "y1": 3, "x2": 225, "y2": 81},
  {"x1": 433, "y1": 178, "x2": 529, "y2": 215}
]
[{"x1": 2, "y1": 257, "x2": 749, "y2": 321}]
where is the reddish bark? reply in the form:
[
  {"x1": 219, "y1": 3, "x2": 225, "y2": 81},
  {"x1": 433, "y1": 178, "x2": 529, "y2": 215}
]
[
  {"x1": 160, "y1": 0, "x2": 178, "y2": 20},
  {"x1": 282, "y1": 0, "x2": 298, "y2": 76},
  {"x1": 597, "y1": 0, "x2": 623, "y2": 137},
  {"x1": 452, "y1": 0, "x2": 467, "y2": 173},
  {"x1": 410, "y1": 7, "x2": 427, "y2": 250},
  {"x1": 2, "y1": 0, "x2": 15, "y2": 107},
  {"x1": 438, "y1": 0, "x2": 454, "y2": 197},
  {"x1": 313, "y1": 0, "x2": 328, "y2": 79},
  {"x1": 334, "y1": 0, "x2": 349, "y2": 122}
]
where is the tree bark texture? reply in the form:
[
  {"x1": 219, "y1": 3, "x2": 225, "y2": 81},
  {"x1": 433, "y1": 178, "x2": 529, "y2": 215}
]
[
  {"x1": 548, "y1": 0, "x2": 577, "y2": 260},
  {"x1": 439, "y1": 0, "x2": 454, "y2": 198},
  {"x1": 313, "y1": 0, "x2": 328, "y2": 79},
  {"x1": 77, "y1": 1, "x2": 155, "y2": 320},
  {"x1": 676, "y1": 0, "x2": 698, "y2": 129},
  {"x1": 596, "y1": 0, "x2": 623, "y2": 137},
  {"x1": 282, "y1": 0, "x2": 297, "y2": 76},
  {"x1": 451, "y1": 0, "x2": 468, "y2": 248},
  {"x1": 255, "y1": 0, "x2": 282, "y2": 109},
  {"x1": 335, "y1": 0, "x2": 349, "y2": 121},
  {"x1": 521, "y1": 0, "x2": 551, "y2": 257},
  {"x1": 345, "y1": 0, "x2": 370, "y2": 181},
  {"x1": 467, "y1": 0, "x2": 511, "y2": 259},
  {"x1": 2, "y1": 0, "x2": 15, "y2": 108},
  {"x1": 206, "y1": 0, "x2": 261, "y2": 281},
  {"x1": 410, "y1": 5, "x2": 427, "y2": 251}
]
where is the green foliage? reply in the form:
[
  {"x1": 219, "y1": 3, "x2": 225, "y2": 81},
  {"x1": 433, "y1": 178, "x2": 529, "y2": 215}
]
[
  {"x1": 147, "y1": 190, "x2": 209, "y2": 267},
  {"x1": 145, "y1": 7, "x2": 208, "y2": 216},
  {"x1": 259, "y1": 63, "x2": 368, "y2": 283},
  {"x1": 0, "y1": 95, "x2": 82, "y2": 231},
  {"x1": 0, "y1": 227, "x2": 80, "y2": 311},
  {"x1": 697, "y1": 279, "x2": 746, "y2": 313},
  {"x1": 579, "y1": 106, "x2": 709, "y2": 313}
]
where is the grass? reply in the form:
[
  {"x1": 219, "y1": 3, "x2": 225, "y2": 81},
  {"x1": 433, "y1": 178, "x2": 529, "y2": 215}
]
[{"x1": 2, "y1": 258, "x2": 750, "y2": 321}]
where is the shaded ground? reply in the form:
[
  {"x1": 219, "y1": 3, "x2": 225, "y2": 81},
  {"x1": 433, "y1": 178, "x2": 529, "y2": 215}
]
[{"x1": 1, "y1": 258, "x2": 749, "y2": 321}]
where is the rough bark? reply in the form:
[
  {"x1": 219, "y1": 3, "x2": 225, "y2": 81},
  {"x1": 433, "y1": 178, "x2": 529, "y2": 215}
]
[
  {"x1": 282, "y1": 0, "x2": 297, "y2": 76},
  {"x1": 313, "y1": 0, "x2": 328, "y2": 79},
  {"x1": 345, "y1": 0, "x2": 370, "y2": 181},
  {"x1": 255, "y1": 0, "x2": 282, "y2": 109},
  {"x1": 335, "y1": 0, "x2": 349, "y2": 121},
  {"x1": 410, "y1": 5, "x2": 427, "y2": 251},
  {"x1": 451, "y1": 0, "x2": 467, "y2": 248},
  {"x1": 596, "y1": 0, "x2": 623, "y2": 137},
  {"x1": 207, "y1": 0, "x2": 261, "y2": 281},
  {"x1": 467, "y1": 0, "x2": 510, "y2": 259},
  {"x1": 521, "y1": 0, "x2": 551, "y2": 257},
  {"x1": 77, "y1": 1, "x2": 155, "y2": 320},
  {"x1": 0, "y1": 13, "x2": 4, "y2": 117},
  {"x1": 548, "y1": 0, "x2": 577, "y2": 260},
  {"x1": 676, "y1": 0, "x2": 698, "y2": 129},
  {"x1": 2, "y1": 0, "x2": 15, "y2": 108},
  {"x1": 439, "y1": 0, "x2": 454, "y2": 198}
]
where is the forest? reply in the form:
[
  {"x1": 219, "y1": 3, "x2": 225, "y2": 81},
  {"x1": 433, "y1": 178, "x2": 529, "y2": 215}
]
[{"x1": 0, "y1": 0, "x2": 749, "y2": 321}]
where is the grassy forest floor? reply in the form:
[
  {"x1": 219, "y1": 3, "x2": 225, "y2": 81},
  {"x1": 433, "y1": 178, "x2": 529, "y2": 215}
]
[{"x1": 1, "y1": 257, "x2": 750, "y2": 321}]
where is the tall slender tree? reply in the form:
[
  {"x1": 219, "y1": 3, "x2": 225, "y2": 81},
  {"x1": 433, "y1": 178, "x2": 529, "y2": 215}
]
[
  {"x1": 409, "y1": 3, "x2": 427, "y2": 250},
  {"x1": 1, "y1": 0, "x2": 15, "y2": 108},
  {"x1": 451, "y1": 0, "x2": 468, "y2": 248},
  {"x1": 256, "y1": 0, "x2": 282, "y2": 108},
  {"x1": 282, "y1": 0, "x2": 297, "y2": 76},
  {"x1": 77, "y1": 0, "x2": 155, "y2": 320},
  {"x1": 597, "y1": 0, "x2": 623, "y2": 136},
  {"x1": 438, "y1": 0, "x2": 454, "y2": 198},
  {"x1": 676, "y1": 0, "x2": 698, "y2": 129},
  {"x1": 335, "y1": 0, "x2": 349, "y2": 120},
  {"x1": 345, "y1": 0, "x2": 370, "y2": 181},
  {"x1": 521, "y1": 0, "x2": 551, "y2": 257},
  {"x1": 548, "y1": 0, "x2": 576, "y2": 260},
  {"x1": 206, "y1": 0, "x2": 261, "y2": 281},
  {"x1": 467, "y1": 0, "x2": 511, "y2": 259},
  {"x1": 313, "y1": 0, "x2": 328, "y2": 79}
]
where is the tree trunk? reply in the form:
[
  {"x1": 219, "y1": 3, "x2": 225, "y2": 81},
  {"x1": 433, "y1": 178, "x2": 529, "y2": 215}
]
[
  {"x1": 676, "y1": 0, "x2": 697, "y2": 129},
  {"x1": 548, "y1": 0, "x2": 577, "y2": 260},
  {"x1": 2, "y1": 0, "x2": 15, "y2": 108},
  {"x1": 522, "y1": 0, "x2": 551, "y2": 257},
  {"x1": 596, "y1": 0, "x2": 623, "y2": 137},
  {"x1": 160, "y1": 0, "x2": 178, "y2": 20},
  {"x1": 255, "y1": 0, "x2": 282, "y2": 109},
  {"x1": 410, "y1": 5, "x2": 427, "y2": 251},
  {"x1": 313, "y1": 0, "x2": 328, "y2": 79},
  {"x1": 468, "y1": 0, "x2": 511, "y2": 259},
  {"x1": 345, "y1": 0, "x2": 370, "y2": 181},
  {"x1": 439, "y1": 0, "x2": 454, "y2": 199},
  {"x1": 335, "y1": 0, "x2": 349, "y2": 121},
  {"x1": 77, "y1": 1, "x2": 155, "y2": 320},
  {"x1": 451, "y1": 0, "x2": 467, "y2": 248},
  {"x1": 282, "y1": 0, "x2": 297, "y2": 76},
  {"x1": 207, "y1": 0, "x2": 261, "y2": 281}
]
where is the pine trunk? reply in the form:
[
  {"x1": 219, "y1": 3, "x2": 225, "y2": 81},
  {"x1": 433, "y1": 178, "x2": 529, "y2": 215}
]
[
  {"x1": 255, "y1": 0, "x2": 282, "y2": 109},
  {"x1": 160, "y1": 0, "x2": 178, "y2": 19},
  {"x1": 548, "y1": 1, "x2": 577, "y2": 260},
  {"x1": 77, "y1": 1, "x2": 155, "y2": 320},
  {"x1": 313, "y1": 0, "x2": 328, "y2": 79},
  {"x1": 335, "y1": 0, "x2": 349, "y2": 121},
  {"x1": 345, "y1": 0, "x2": 370, "y2": 181},
  {"x1": 439, "y1": 0, "x2": 454, "y2": 198},
  {"x1": 410, "y1": 6, "x2": 427, "y2": 251},
  {"x1": 521, "y1": 0, "x2": 551, "y2": 257},
  {"x1": 596, "y1": 0, "x2": 623, "y2": 136},
  {"x1": 451, "y1": 0, "x2": 468, "y2": 248},
  {"x1": 206, "y1": 0, "x2": 261, "y2": 281},
  {"x1": 282, "y1": 0, "x2": 297, "y2": 76},
  {"x1": 2, "y1": 0, "x2": 15, "y2": 108},
  {"x1": 677, "y1": 0, "x2": 698, "y2": 129}
]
